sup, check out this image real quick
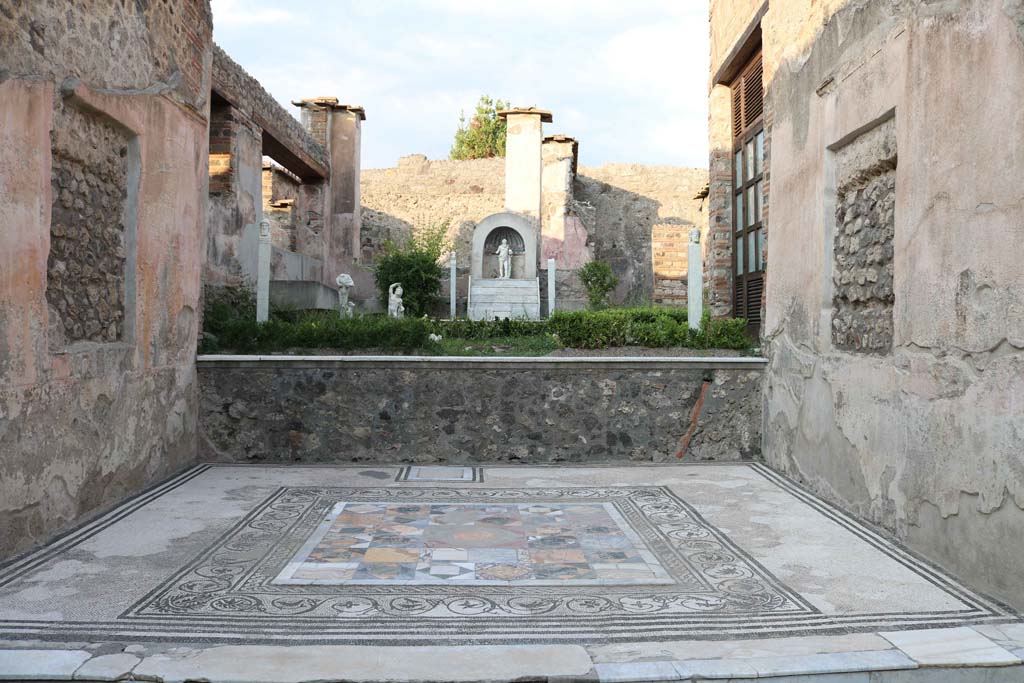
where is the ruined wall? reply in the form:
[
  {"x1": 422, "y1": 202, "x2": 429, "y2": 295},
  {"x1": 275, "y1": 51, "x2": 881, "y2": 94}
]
[
  {"x1": 575, "y1": 165, "x2": 709, "y2": 307},
  {"x1": 199, "y1": 358, "x2": 763, "y2": 464},
  {"x1": 0, "y1": 2, "x2": 212, "y2": 558},
  {"x1": 754, "y1": 0, "x2": 1024, "y2": 609},
  {"x1": 361, "y1": 157, "x2": 707, "y2": 307}
]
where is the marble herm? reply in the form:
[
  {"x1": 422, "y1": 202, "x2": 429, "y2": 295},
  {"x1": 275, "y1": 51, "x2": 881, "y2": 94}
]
[
  {"x1": 336, "y1": 273, "x2": 355, "y2": 318},
  {"x1": 387, "y1": 283, "x2": 404, "y2": 318}
]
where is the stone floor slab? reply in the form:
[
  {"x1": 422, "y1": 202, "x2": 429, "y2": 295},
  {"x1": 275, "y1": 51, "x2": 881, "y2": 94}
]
[
  {"x1": 0, "y1": 649, "x2": 90, "y2": 680},
  {"x1": 879, "y1": 627, "x2": 1021, "y2": 667},
  {"x1": 131, "y1": 644, "x2": 593, "y2": 683}
]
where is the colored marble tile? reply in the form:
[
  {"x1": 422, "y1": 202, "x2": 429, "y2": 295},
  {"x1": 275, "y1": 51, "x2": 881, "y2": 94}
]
[{"x1": 283, "y1": 501, "x2": 668, "y2": 585}]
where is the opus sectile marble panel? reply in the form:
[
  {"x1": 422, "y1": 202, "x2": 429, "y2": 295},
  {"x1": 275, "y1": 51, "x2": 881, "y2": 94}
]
[
  {"x1": 0, "y1": 463, "x2": 1017, "y2": 646},
  {"x1": 274, "y1": 501, "x2": 673, "y2": 585}
]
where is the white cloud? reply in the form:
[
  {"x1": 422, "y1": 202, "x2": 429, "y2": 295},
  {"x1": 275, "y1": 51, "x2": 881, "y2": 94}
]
[{"x1": 213, "y1": 1, "x2": 711, "y2": 169}]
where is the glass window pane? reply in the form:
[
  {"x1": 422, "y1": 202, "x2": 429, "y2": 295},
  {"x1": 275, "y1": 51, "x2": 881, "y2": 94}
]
[
  {"x1": 756, "y1": 180, "x2": 763, "y2": 223},
  {"x1": 755, "y1": 131, "x2": 764, "y2": 175},
  {"x1": 747, "y1": 186, "x2": 756, "y2": 226},
  {"x1": 734, "y1": 150, "x2": 743, "y2": 188},
  {"x1": 735, "y1": 193, "x2": 743, "y2": 233},
  {"x1": 748, "y1": 232, "x2": 757, "y2": 274},
  {"x1": 736, "y1": 237, "x2": 744, "y2": 276},
  {"x1": 757, "y1": 229, "x2": 765, "y2": 271},
  {"x1": 745, "y1": 140, "x2": 754, "y2": 181}
]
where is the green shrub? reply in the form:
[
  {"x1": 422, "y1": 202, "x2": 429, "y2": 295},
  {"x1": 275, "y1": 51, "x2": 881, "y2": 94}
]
[
  {"x1": 549, "y1": 308, "x2": 751, "y2": 350},
  {"x1": 432, "y1": 317, "x2": 550, "y2": 340},
  {"x1": 577, "y1": 261, "x2": 619, "y2": 309},
  {"x1": 374, "y1": 223, "x2": 450, "y2": 317},
  {"x1": 201, "y1": 308, "x2": 430, "y2": 354}
]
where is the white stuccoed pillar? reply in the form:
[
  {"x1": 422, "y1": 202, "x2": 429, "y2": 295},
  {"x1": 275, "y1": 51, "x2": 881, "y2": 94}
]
[
  {"x1": 547, "y1": 258, "x2": 556, "y2": 317},
  {"x1": 688, "y1": 228, "x2": 703, "y2": 331},
  {"x1": 449, "y1": 252, "x2": 457, "y2": 319},
  {"x1": 256, "y1": 218, "x2": 271, "y2": 323}
]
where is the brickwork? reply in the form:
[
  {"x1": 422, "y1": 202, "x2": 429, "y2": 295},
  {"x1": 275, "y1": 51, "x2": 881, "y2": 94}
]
[
  {"x1": 651, "y1": 225, "x2": 689, "y2": 304},
  {"x1": 296, "y1": 101, "x2": 331, "y2": 148},
  {"x1": 706, "y1": 85, "x2": 736, "y2": 318},
  {"x1": 208, "y1": 102, "x2": 234, "y2": 194},
  {"x1": 47, "y1": 102, "x2": 130, "y2": 345}
]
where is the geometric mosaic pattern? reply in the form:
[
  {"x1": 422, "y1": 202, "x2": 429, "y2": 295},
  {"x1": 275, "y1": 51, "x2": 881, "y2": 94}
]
[
  {"x1": 0, "y1": 465, "x2": 1016, "y2": 645},
  {"x1": 275, "y1": 502, "x2": 672, "y2": 585},
  {"x1": 124, "y1": 485, "x2": 815, "y2": 640}
]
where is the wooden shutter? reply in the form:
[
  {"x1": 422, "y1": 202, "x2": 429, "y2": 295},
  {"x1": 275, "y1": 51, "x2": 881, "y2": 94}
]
[{"x1": 731, "y1": 53, "x2": 763, "y2": 138}]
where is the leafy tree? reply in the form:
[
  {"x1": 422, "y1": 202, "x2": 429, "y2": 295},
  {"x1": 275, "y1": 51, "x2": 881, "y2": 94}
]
[
  {"x1": 374, "y1": 223, "x2": 452, "y2": 317},
  {"x1": 450, "y1": 96, "x2": 509, "y2": 160},
  {"x1": 577, "y1": 260, "x2": 619, "y2": 310}
]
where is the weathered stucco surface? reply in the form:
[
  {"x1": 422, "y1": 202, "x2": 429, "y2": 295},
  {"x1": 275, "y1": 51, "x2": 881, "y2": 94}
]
[
  {"x1": 0, "y1": 3, "x2": 211, "y2": 558},
  {"x1": 199, "y1": 360, "x2": 762, "y2": 464},
  {"x1": 752, "y1": 0, "x2": 1024, "y2": 609}
]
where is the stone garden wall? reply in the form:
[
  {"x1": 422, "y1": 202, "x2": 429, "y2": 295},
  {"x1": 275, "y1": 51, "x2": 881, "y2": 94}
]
[{"x1": 198, "y1": 357, "x2": 763, "y2": 464}]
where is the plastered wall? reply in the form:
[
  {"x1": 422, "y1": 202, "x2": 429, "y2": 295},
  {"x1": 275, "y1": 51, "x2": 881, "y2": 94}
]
[
  {"x1": 0, "y1": 2, "x2": 213, "y2": 558},
  {"x1": 748, "y1": 0, "x2": 1024, "y2": 609}
]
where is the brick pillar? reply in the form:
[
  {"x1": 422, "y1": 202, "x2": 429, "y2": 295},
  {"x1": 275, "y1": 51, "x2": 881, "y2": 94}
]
[
  {"x1": 206, "y1": 100, "x2": 264, "y2": 287},
  {"x1": 328, "y1": 106, "x2": 364, "y2": 263},
  {"x1": 706, "y1": 84, "x2": 735, "y2": 318},
  {"x1": 292, "y1": 97, "x2": 333, "y2": 147},
  {"x1": 499, "y1": 107, "x2": 551, "y2": 220},
  {"x1": 292, "y1": 98, "x2": 366, "y2": 278},
  {"x1": 540, "y1": 135, "x2": 578, "y2": 261}
]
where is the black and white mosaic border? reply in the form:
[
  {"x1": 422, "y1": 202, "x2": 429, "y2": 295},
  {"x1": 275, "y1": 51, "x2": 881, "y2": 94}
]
[{"x1": 0, "y1": 463, "x2": 1017, "y2": 645}]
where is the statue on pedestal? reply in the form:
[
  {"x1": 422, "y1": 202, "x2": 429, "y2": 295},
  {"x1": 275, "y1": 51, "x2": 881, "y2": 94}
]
[
  {"x1": 496, "y1": 238, "x2": 512, "y2": 279},
  {"x1": 388, "y1": 283, "x2": 405, "y2": 318}
]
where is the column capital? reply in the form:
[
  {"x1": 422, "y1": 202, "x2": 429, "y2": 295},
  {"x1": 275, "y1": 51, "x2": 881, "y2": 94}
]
[
  {"x1": 292, "y1": 97, "x2": 366, "y2": 121},
  {"x1": 498, "y1": 107, "x2": 552, "y2": 123}
]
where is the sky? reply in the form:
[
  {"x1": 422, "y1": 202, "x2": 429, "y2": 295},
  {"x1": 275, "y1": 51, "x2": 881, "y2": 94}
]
[{"x1": 211, "y1": 0, "x2": 710, "y2": 170}]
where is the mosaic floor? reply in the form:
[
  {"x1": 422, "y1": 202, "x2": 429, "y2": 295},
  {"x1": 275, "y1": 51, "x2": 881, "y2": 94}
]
[
  {"x1": 277, "y1": 501, "x2": 672, "y2": 585},
  {"x1": 0, "y1": 463, "x2": 1017, "y2": 647}
]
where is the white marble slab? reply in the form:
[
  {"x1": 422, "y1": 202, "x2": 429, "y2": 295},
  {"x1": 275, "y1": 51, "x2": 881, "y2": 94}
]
[{"x1": 880, "y1": 626, "x2": 1022, "y2": 667}]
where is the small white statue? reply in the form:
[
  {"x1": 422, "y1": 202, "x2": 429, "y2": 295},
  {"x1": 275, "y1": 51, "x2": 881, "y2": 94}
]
[
  {"x1": 496, "y1": 238, "x2": 512, "y2": 279},
  {"x1": 388, "y1": 283, "x2": 405, "y2": 318},
  {"x1": 336, "y1": 273, "x2": 355, "y2": 318},
  {"x1": 690, "y1": 228, "x2": 701, "y2": 244}
]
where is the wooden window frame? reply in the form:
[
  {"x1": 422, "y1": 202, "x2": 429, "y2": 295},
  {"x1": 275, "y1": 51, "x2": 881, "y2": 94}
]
[{"x1": 730, "y1": 51, "x2": 765, "y2": 336}]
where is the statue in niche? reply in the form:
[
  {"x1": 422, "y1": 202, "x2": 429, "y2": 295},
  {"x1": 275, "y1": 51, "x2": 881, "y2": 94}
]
[
  {"x1": 496, "y1": 238, "x2": 512, "y2": 279},
  {"x1": 388, "y1": 283, "x2": 405, "y2": 318},
  {"x1": 336, "y1": 273, "x2": 355, "y2": 318}
]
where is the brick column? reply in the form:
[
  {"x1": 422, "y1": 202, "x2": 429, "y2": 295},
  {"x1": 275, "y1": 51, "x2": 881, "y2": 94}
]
[
  {"x1": 706, "y1": 83, "x2": 735, "y2": 318},
  {"x1": 499, "y1": 107, "x2": 551, "y2": 220}
]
